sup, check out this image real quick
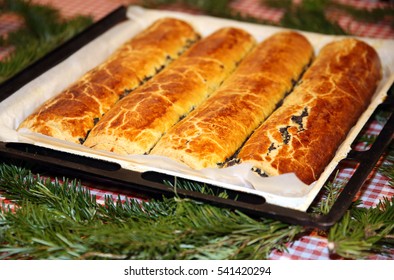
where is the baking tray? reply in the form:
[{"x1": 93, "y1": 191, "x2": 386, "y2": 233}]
[{"x1": 0, "y1": 6, "x2": 393, "y2": 230}]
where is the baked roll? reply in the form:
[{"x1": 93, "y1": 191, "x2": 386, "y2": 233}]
[
  {"x1": 237, "y1": 38, "x2": 382, "y2": 185},
  {"x1": 150, "y1": 31, "x2": 314, "y2": 169},
  {"x1": 18, "y1": 18, "x2": 200, "y2": 144},
  {"x1": 84, "y1": 27, "x2": 256, "y2": 154}
]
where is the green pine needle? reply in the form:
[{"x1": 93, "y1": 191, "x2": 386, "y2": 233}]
[
  {"x1": 144, "y1": 0, "x2": 393, "y2": 35},
  {"x1": 0, "y1": 164, "x2": 303, "y2": 259},
  {"x1": 378, "y1": 141, "x2": 394, "y2": 187},
  {"x1": 328, "y1": 197, "x2": 394, "y2": 259},
  {"x1": 276, "y1": 0, "x2": 347, "y2": 35},
  {"x1": 142, "y1": 0, "x2": 274, "y2": 26},
  {"x1": 0, "y1": 0, "x2": 92, "y2": 83},
  {"x1": 311, "y1": 171, "x2": 345, "y2": 215},
  {"x1": 262, "y1": 0, "x2": 394, "y2": 34}
]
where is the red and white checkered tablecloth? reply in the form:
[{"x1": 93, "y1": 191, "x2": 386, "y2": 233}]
[{"x1": 0, "y1": 0, "x2": 393, "y2": 260}]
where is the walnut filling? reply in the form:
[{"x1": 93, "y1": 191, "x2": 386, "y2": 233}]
[
  {"x1": 291, "y1": 107, "x2": 308, "y2": 131},
  {"x1": 140, "y1": 75, "x2": 153, "y2": 85},
  {"x1": 177, "y1": 37, "x2": 200, "y2": 56},
  {"x1": 279, "y1": 125, "x2": 291, "y2": 144},
  {"x1": 252, "y1": 167, "x2": 268, "y2": 177},
  {"x1": 119, "y1": 88, "x2": 133, "y2": 99},
  {"x1": 155, "y1": 64, "x2": 165, "y2": 73},
  {"x1": 120, "y1": 55, "x2": 173, "y2": 100},
  {"x1": 179, "y1": 105, "x2": 196, "y2": 122},
  {"x1": 224, "y1": 157, "x2": 240, "y2": 167},
  {"x1": 216, "y1": 155, "x2": 236, "y2": 168},
  {"x1": 268, "y1": 142, "x2": 276, "y2": 153}
]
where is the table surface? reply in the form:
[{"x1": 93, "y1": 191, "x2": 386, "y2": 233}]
[{"x1": 0, "y1": 0, "x2": 393, "y2": 260}]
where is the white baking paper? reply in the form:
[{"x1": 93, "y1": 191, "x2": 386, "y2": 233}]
[{"x1": 1, "y1": 6, "x2": 393, "y2": 211}]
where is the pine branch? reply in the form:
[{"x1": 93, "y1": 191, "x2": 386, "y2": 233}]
[
  {"x1": 263, "y1": 0, "x2": 394, "y2": 34},
  {"x1": 330, "y1": 1, "x2": 394, "y2": 28},
  {"x1": 327, "y1": 197, "x2": 394, "y2": 259},
  {"x1": 0, "y1": 164, "x2": 303, "y2": 259},
  {"x1": 263, "y1": 0, "x2": 347, "y2": 34},
  {"x1": 142, "y1": 0, "x2": 274, "y2": 26},
  {"x1": 378, "y1": 141, "x2": 394, "y2": 187},
  {"x1": 0, "y1": 0, "x2": 92, "y2": 83},
  {"x1": 311, "y1": 171, "x2": 345, "y2": 215},
  {"x1": 142, "y1": 0, "x2": 233, "y2": 16}
]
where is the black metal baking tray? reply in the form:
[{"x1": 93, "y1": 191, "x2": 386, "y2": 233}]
[{"x1": 0, "y1": 6, "x2": 393, "y2": 230}]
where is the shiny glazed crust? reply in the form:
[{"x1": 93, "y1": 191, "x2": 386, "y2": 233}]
[
  {"x1": 83, "y1": 27, "x2": 256, "y2": 155},
  {"x1": 18, "y1": 18, "x2": 200, "y2": 144},
  {"x1": 237, "y1": 38, "x2": 382, "y2": 185},
  {"x1": 151, "y1": 31, "x2": 314, "y2": 169}
]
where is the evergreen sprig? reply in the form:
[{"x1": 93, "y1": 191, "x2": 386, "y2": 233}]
[
  {"x1": 0, "y1": 0, "x2": 92, "y2": 83},
  {"x1": 327, "y1": 197, "x2": 394, "y2": 259},
  {"x1": 1, "y1": 159, "x2": 392, "y2": 259},
  {"x1": 265, "y1": 0, "x2": 346, "y2": 35},
  {"x1": 378, "y1": 142, "x2": 394, "y2": 187},
  {"x1": 0, "y1": 164, "x2": 303, "y2": 260},
  {"x1": 311, "y1": 171, "x2": 344, "y2": 215},
  {"x1": 142, "y1": 0, "x2": 273, "y2": 26},
  {"x1": 148, "y1": 0, "x2": 394, "y2": 35},
  {"x1": 330, "y1": 1, "x2": 394, "y2": 28},
  {"x1": 263, "y1": 0, "x2": 394, "y2": 34}
]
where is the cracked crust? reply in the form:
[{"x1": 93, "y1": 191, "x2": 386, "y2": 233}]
[
  {"x1": 150, "y1": 31, "x2": 314, "y2": 168},
  {"x1": 83, "y1": 27, "x2": 256, "y2": 154},
  {"x1": 237, "y1": 38, "x2": 382, "y2": 185},
  {"x1": 18, "y1": 18, "x2": 200, "y2": 144}
]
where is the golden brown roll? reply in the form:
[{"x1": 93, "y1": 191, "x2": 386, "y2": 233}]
[
  {"x1": 150, "y1": 31, "x2": 314, "y2": 169},
  {"x1": 18, "y1": 18, "x2": 200, "y2": 144},
  {"x1": 84, "y1": 27, "x2": 256, "y2": 155},
  {"x1": 237, "y1": 38, "x2": 382, "y2": 185}
]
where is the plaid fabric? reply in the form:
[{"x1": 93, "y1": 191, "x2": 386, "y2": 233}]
[
  {"x1": 326, "y1": 10, "x2": 394, "y2": 39},
  {"x1": 270, "y1": 235, "x2": 330, "y2": 260},
  {"x1": 0, "y1": 13, "x2": 24, "y2": 60},
  {"x1": 230, "y1": 0, "x2": 284, "y2": 23},
  {"x1": 31, "y1": 0, "x2": 124, "y2": 20},
  {"x1": 0, "y1": 0, "x2": 393, "y2": 260},
  {"x1": 0, "y1": 13, "x2": 23, "y2": 37}
]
